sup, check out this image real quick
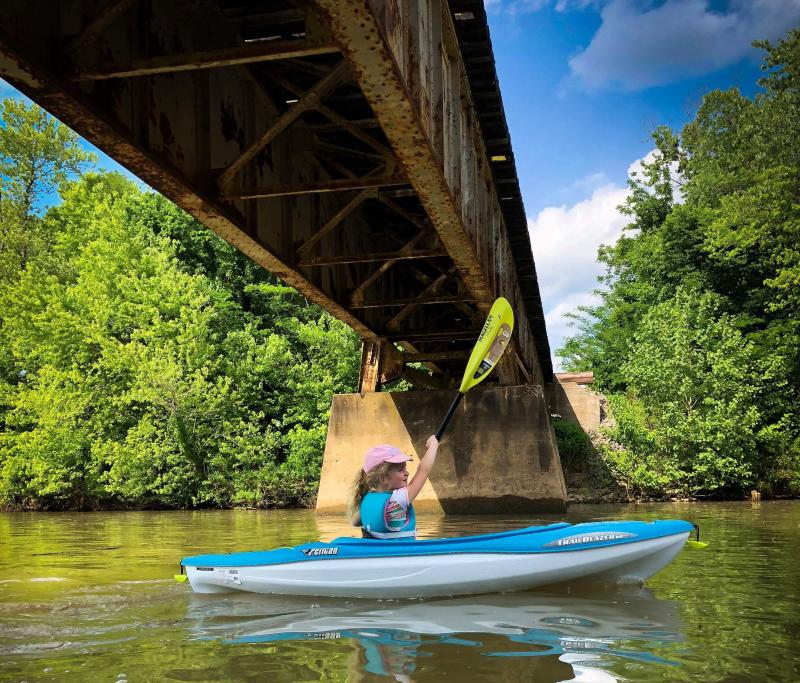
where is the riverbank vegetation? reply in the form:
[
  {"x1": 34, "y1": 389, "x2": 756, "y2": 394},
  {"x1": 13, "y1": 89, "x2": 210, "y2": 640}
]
[
  {"x1": 0, "y1": 100, "x2": 360, "y2": 510},
  {"x1": 558, "y1": 31, "x2": 800, "y2": 499}
]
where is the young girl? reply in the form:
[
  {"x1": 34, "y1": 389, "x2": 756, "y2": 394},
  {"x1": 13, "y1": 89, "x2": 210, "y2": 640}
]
[{"x1": 348, "y1": 435, "x2": 439, "y2": 539}]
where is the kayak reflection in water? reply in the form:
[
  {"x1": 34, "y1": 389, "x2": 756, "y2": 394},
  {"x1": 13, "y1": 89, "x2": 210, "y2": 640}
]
[
  {"x1": 348, "y1": 436, "x2": 440, "y2": 540},
  {"x1": 188, "y1": 584, "x2": 684, "y2": 682}
]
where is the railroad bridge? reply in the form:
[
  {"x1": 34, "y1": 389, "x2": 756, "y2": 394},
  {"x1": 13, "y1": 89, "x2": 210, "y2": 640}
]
[{"x1": 0, "y1": 0, "x2": 567, "y2": 511}]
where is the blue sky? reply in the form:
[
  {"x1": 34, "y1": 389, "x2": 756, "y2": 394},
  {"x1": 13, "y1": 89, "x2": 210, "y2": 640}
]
[
  {"x1": 486, "y1": 0, "x2": 800, "y2": 368},
  {"x1": 2, "y1": 0, "x2": 799, "y2": 372}
]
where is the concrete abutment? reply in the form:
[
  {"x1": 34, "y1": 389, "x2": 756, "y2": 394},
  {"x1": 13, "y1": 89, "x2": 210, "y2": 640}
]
[{"x1": 316, "y1": 384, "x2": 567, "y2": 515}]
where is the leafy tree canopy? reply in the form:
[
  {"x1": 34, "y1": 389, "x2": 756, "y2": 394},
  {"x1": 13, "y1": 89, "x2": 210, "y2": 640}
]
[
  {"x1": 558, "y1": 29, "x2": 800, "y2": 496},
  {"x1": 0, "y1": 101, "x2": 360, "y2": 510}
]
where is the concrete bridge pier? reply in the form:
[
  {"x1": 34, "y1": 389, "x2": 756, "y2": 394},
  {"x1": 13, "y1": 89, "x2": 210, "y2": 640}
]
[{"x1": 316, "y1": 385, "x2": 568, "y2": 515}]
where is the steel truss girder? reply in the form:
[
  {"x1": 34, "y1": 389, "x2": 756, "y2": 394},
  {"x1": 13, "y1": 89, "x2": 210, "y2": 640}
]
[
  {"x1": 0, "y1": 0, "x2": 549, "y2": 390},
  {"x1": 312, "y1": 0, "x2": 529, "y2": 386}
]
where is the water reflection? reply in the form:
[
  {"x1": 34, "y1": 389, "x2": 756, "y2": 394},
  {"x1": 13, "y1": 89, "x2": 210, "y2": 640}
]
[{"x1": 187, "y1": 585, "x2": 683, "y2": 682}]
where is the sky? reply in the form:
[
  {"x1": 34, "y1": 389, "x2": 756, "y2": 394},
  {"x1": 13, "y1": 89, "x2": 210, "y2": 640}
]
[
  {"x1": 485, "y1": 0, "x2": 800, "y2": 369},
  {"x1": 2, "y1": 0, "x2": 799, "y2": 372}
]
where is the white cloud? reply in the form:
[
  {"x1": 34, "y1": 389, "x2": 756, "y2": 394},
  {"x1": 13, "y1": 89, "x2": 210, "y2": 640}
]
[
  {"x1": 486, "y1": 0, "x2": 599, "y2": 13},
  {"x1": 544, "y1": 290, "x2": 602, "y2": 369},
  {"x1": 529, "y1": 163, "x2": 637, "y2": 369},
  {"x1": 530, "y1": 179, "x2": 628, "y2": 299},
  {"x1": 560, "y1": 171, "x2": 610, "y2": 195},
  {"x1": 628, "y1": 149, "x2": 685, "y2": 203},
  {"x1": 484, "y1": 0, "x2": 549, "y2": 15},
  {"x1": 555, "y1": 0, "x2": 600, "y2": 11},
  {"x1": 532, "y1": 149, "x2": 687, "y2": 369},
  {"x1": 569, "y1": 0, "x2": 800, "y2": 91}
]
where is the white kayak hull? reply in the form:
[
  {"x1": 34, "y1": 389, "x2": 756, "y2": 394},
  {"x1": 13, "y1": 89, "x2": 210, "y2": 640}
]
[{"x1": 185, "y1": 531, "x2": 688, "y2": 598}]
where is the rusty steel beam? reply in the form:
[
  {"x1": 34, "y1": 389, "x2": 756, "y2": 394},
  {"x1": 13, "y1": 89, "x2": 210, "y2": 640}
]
[
  {"x1": 0, "y1": 0, "x2": 550, "y2": 390},
  {"x1": 286, "y1": 58, "x2": 329, "y2": 77},
  {"x1": 349, "y1": 230, "x2": 429, "y2": 306},
  {"x1": 312, "y1": 0, "x2": 542, "y2": 387},
  {"x1": 358, "y1": 339, "x2": 382, "y2": 393},
  {"x1": 0, "y1": 34, "x2": 377, "y2": 343},
  {"x1": 299, "y1": 248, "x2": 446, "y2": 267},
  {"x1": 386, "y1": 271, "x2": 449, "y2": 331},
  {"x1": 400, "y1": 366, "x2": 451, "y2": 390},
  {"x1": 377, "y1": 195, "x2": 427, "y2": 230},
  {"x1": 217, "y1": 61, "x2": 350, "y2": 190},
  {"x1": 307, "y1": 148, "x2": 358, "y2": 178},
  {"x1": 358, "y1": 338, "x2": 404, "y2": 391},
  {"x1": 310, "y1": 149, "x2": 358, "y2": 180},
  {"x1": 70, "y1": 39, "x2": 340, "y2": 80},
  {"x1": 228, "y1": 8, "x2": 305, "y2": 27},
  {"x1": 403, "y1": 349, "x2": 471, "y2": 363},
  {"x1": 296, "y1": 187, "x2": 377, "y2": 258},
  {"x1": 267, "y1": 71, "x2": 393, "y2": 159},
  {"x1": 380, "y1": 188, "x2": 418, "y2": 198},
  {"x1": 66, "y1": 0, "x2": 140, "y2": 59},
  {"x1": 396, "y1": 340, "x2": 447, "y2": 377},
  {"x1": 385, "y1": 329, "x2": 480, "y2": 342},
  {"x1": 314, "y1": 0, "x2": 493, "y2": 312},
  {"x1": 514, "y1": 349, "x2": 532, "y2": 383},
  {"x1": 350, "y1": 294, "x2": 473, "y2": 309},
  {"x1": 226, "y1": 175, "x2": 407, "y2": 200},
  {"x1": 311, "y1": 117, "x2": 379, "y2": 132},
  {"x1": 313, "y1": 140, "x2": 386, "y2": 163}
]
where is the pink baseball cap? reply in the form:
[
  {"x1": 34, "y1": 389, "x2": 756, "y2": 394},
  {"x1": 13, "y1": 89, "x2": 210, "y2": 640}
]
[{"x1": 363, "y1": 444, "x2": 412, "y2": 473}]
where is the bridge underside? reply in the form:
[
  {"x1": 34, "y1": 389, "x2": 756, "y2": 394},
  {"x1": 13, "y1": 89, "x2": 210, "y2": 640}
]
[
  {"x1": 0, "y1": 0, "x2": 551, "y2": 392},
  {"x1": 1, "y1": 0, "x2": 567, "y2": 511}
]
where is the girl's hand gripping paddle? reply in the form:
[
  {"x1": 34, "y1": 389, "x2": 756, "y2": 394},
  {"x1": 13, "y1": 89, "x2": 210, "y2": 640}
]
[{"x1": 435, "y1": 297, "x2": 514, "y2": 441}]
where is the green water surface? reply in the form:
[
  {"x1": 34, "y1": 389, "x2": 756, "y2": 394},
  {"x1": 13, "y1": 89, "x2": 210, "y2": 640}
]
[{"x1": 1, "y1": 502, "x2": 798, "y2": 682}]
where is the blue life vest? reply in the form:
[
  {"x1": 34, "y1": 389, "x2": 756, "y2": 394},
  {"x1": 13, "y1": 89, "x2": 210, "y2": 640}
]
[{"x1": 359, "y1": 491, "x2": 416, "y2": 539}]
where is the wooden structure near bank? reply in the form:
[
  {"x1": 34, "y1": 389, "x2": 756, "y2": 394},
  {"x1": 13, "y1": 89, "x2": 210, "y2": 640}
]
[{"x1": 0, "y1": 0, "x2": 567, "y2": 511}]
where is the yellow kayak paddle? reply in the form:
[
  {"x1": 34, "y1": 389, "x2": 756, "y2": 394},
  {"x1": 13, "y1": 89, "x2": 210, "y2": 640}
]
[
  {"x1": 685, "y1": 524, "x2": 709, "y2": 550},
  {"x1": 435, "y1": 297, "x2": 514, "y2": 440}
]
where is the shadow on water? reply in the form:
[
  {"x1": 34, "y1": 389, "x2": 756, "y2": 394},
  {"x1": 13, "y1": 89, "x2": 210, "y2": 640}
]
[{"x1": 186, "y1": 584, "x2": 684, "y2": 682}]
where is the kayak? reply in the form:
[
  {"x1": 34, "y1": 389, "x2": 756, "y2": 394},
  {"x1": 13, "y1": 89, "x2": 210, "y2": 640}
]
[{"x1": 180, "y1": 520, "x2": 693, "y2": 599}]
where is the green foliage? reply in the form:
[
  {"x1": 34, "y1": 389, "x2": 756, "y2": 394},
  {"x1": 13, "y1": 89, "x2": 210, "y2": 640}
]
[
  {"x1": 552, "y1": 418, "x2": 593, "y2": 472},
  {"x1": 559, "y1": 29, "x2": 800, "y2": 496},
  {"x1": 0, "y1": 99, "x2": 95, "y2": 282},
  {"x1": 0, "y1": 100, "x2": 360, "y2": 510},
  {"x1": 602, "y1": 289, "x2": 786, "y2": 495}
]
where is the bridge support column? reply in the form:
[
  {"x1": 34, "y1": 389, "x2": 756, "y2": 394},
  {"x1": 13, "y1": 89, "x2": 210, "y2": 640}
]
[
  {"x1": 358, "y1": 338, "x2": 404, "y2": 392},
  {"x1": 316, "y1": 385, "x2": 567, "y2": 515}
]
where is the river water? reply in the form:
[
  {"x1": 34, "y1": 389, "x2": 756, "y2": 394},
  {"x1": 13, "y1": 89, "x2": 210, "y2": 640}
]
[{"x1": 1, "y1": 502, "x2": 798, "y2": 682}]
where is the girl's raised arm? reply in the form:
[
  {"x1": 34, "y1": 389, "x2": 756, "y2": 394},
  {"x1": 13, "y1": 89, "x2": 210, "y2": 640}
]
[{"x1": 406, "y1": 435, "x2": 439, "y2": 501}]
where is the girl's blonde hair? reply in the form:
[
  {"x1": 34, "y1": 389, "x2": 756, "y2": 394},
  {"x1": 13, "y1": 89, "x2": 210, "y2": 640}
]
[{"x1": 347, "y1": 462, "x2": 394, "y2": 523}]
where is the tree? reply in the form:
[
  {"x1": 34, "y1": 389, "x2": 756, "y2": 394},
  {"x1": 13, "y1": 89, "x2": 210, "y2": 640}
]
[
  {"x1": 1, "y1": 165, "x2": 361, "y2": 510},
  {"x1": 558, "y1": 29, "x2": 800, "y2": 496},
  {"x1": 0, "y1": 98, "x2": 94, "y2": 279},
  {"x1": 603, "y1": 289, "x2": 787, "y2": 495}
]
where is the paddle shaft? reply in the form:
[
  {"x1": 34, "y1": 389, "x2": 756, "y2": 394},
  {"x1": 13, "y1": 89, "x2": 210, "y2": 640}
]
[{"x1": 435, "y1": 391, "x2": 464, "y2": 441}]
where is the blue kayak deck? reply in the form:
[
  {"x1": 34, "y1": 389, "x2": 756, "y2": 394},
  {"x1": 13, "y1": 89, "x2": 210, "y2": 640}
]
[{"x1": 182, "y1": 520, "x2": 693, "y2": 568}]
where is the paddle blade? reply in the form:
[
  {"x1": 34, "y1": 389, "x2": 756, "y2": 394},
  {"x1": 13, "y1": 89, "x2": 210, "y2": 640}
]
[
  {"x1": 685, "y1": 540, "x2": 709, "y2": 550},
  {"x1": 458, "y1": 297, "x2": 514, "y2": 393},
  {"x1": 174, "y1": 573, "x2": 188, "y2": 583}
]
